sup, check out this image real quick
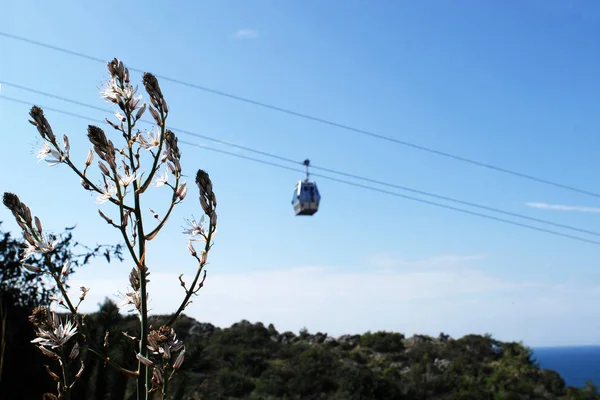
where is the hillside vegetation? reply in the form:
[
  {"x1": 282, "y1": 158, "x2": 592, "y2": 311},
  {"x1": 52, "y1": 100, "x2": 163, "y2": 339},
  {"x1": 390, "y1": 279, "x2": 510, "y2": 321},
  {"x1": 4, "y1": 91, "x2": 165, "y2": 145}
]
[
  {"x1": 1, "y1": 226, "x2": 598, "y2": 399},
  {"x1": 6, "y1": 298, "x2": 600, "y2": 399}
]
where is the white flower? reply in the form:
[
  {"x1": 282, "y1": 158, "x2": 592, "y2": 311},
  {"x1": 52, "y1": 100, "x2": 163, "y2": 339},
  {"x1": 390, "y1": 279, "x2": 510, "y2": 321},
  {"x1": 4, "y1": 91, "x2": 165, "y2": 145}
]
[
  {"x1": 62, "y1": 135, "x2": 70, "y2": 158},
  {"x1": 100, "y1": 77, "x2": 122, "y2": 103},
  {"x1": 121, "y1": 84, "x2": 142, "y2": 110},
  {"x1": 118, "y1": 172, "x2": 138, "y2": 187},
  {"x1": 37, "y1": 142, "x2": 62, "y2": 166},
  {"x1": 35, "y1": 234, "x2": 59, "y2": 254},
  {"x1": 21, "y1": 234, "x2": 59, "y2": 261},
  {"x1": 138, "y1": 129, "x2": 161, "y2": 151},
  {"x1": 114, "y1": 111, "x2": 126, "y2": 122},
  {"x1": 100, "y1": 78, "x2": 143, "y2": 111},
  {"x1": 153, "y1": 170, "x2": 169, "y2": 187},
  {"x1": 31, "y1": 316, "x2": 77, "y2": 349},
  {"x1": 183, "y1": 216, "x2": 205, "y2": 240},
  {"x1": 130, "y1": 93, "x2": 143, "y2": 110},
  {"x1": 20, "y1": 242, "x2": 38, "y2": 262},
  {"x1": 97, "y1": 183, "x2": 117, "y2": 204},
  {"x1": 61, "y1": 261, "x2": 71, "y2": 277}
]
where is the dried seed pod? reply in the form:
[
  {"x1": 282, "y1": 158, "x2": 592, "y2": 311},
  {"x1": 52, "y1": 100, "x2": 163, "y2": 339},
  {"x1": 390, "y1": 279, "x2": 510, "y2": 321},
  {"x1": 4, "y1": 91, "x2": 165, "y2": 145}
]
[
  {"x1": 142, "y1": 72, "x2": 163, "y2": 105},
  {"x1": 29, "y1": 106, "x2": 56, "y2": 142},
  {"x1": 87, "y1": 125, "x2": 110, "y2": 158},
  {"x1": 195, "y1": 169, "x2": 216, "y2": 215}
]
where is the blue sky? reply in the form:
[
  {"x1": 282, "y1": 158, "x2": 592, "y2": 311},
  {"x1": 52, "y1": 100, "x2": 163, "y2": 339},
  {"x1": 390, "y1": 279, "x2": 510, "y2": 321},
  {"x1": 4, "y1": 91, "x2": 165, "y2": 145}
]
[{"x1": 2, "y1": 0, "x2": 600, "y2": 347}]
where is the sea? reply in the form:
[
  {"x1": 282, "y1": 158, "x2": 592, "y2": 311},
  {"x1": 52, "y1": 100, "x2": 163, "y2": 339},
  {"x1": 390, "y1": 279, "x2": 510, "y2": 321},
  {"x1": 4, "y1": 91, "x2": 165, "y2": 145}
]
[{"x1": 532, "y1": 346, "x2": 600, "y2": 388}]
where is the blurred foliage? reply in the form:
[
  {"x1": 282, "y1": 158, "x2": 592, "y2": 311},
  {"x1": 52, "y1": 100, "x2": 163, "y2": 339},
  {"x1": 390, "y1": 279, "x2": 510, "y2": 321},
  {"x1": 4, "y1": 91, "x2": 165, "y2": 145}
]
[
  {"x1": 0, "y1": 222, "x2": 123, "y2": 399},
  {"x1": 0, "y1": 222, "x2": 598, "y2": 399},
  {"x1": 0, "y1": 221, "x2": 123, "y2": 309}
]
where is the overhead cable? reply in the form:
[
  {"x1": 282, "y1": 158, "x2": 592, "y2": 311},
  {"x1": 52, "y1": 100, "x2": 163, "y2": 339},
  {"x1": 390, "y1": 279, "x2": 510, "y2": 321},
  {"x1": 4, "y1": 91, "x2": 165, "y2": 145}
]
[
  {"x1": 1, "y1": 94, "x2": 600, "y2": 247},
  {"x1": 1, "y1": 32, "x2": 599, "y2": 198},
  {"x1": 2, "y1": 83, "x2": 599, "y2": 238}
]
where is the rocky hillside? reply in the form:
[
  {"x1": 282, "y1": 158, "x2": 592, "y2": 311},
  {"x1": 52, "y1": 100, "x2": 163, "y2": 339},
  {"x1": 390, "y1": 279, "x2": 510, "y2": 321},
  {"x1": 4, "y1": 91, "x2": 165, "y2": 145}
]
[
  {"x1": 118, "y1": 313, "x2": 595, "y2": 399},
  {"x1": 69, "y1": 311, "x2": 600, "y2": 400},
  {"x1": 5, "y1": 298, "x2": 599, "y2": 399}
]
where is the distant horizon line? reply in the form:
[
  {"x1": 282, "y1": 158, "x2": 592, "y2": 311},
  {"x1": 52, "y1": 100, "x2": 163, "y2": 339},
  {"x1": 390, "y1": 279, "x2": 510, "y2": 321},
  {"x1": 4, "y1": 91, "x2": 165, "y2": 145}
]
[{"x1": 532, "y1": 344, "x2": 600, "y2": 349}]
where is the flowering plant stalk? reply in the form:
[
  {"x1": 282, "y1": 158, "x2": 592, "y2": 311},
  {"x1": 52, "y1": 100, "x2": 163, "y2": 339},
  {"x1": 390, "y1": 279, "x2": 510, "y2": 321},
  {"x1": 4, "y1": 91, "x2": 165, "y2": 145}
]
[{"x1": 2, "y1": 58, "x2": 217, "y2": 400}]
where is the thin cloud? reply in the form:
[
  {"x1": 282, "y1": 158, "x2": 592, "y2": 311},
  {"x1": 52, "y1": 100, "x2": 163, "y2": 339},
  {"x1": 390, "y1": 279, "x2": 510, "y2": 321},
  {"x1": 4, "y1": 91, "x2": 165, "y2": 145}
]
[
  {"x1": 66, "y1": 265, "x2": 589, "y2": 346},
  {"x1": 370, "y1": 253, "x2": 488, "y2": 269},
  {"x1": 525, "y1": 202, "x2": 600, "y2": 213},
  {"x1": 66, "y1": 265, "x2": 532, "y2": 330},
  {"x1": 233, "y1": 29, "x2": 260, "y2": 39}
]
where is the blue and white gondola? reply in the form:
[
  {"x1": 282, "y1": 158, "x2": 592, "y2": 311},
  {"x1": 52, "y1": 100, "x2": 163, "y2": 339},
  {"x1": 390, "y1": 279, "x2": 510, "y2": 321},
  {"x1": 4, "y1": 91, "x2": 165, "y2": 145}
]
[{"x1": 291, "y1": 159, "x2": 321, "y2": 216}]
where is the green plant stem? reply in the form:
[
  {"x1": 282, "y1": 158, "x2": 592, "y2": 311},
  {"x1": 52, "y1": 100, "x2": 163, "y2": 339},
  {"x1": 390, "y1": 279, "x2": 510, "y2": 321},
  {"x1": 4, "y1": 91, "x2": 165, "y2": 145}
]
[
  {"x1": 136, "y1": 215, "x2": 149, "y2": 400},
  {"x1": 112, "y1": 167, "x2": 139, "y2": 265},
  {"x1": 120, "y1": 225, "x2": 139, "y2": 264},
  {"x1": 45, "y1": 257, "x2": 77, "y2": 316},
  {"x1": 145, "y1": 176, "x2": 180, "y2": 241},
  {"x1": 84, "y1": 346, "x2": 139, "y2": 378},
  {"x1": 124, "y1": 110, "x2": 150, "y2": 400},
  {"x1": 59, "y1": 348, "x2": 71, "y2": 400},
  {"x1": 166, "y1": 224, "x2": 214, "y2": 327},
  {"x1": 27, "y1": 229, "x2": 77, "y2": 318},
  {"x1": 161, "y1": 371, "x2": 168, "y2": 399}
]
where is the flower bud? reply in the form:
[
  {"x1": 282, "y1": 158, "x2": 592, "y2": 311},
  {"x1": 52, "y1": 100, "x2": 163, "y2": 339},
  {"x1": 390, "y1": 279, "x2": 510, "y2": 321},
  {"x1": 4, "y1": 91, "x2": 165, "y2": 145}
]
[
  {"x1": 85, "y1": 149, "x2": 94, "y2": 166},
  {"x1": 23, "y1": 264, "x2": 43, "y2": 273},
  {"x1": 176, "y1": 182, "x2": 188, "y2": 201},
  {"x1": 186, "y1": 241, "x2": 196, "y2": 257}
]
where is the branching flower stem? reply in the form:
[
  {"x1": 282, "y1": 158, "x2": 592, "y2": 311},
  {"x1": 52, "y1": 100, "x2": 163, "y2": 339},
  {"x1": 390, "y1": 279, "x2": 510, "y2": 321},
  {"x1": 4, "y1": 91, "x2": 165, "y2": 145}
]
[
  {"x1": 161, "y1": 378, "x2": 169, "y2": 399},
  {"x1": 19, "y1": 215, "x2": 135, "y2": 386},
  {"x1": 9, "y1": 59, "x2": 216, "y2": 400},
  {"x1": 124, "y1": 109, "x2": 151, "y2": 400},
  {"x1": 166, "y1": 223, "x2": 214, "y2": 327},
  {"x1": 62, "y1": 156, "x2": 135, "y2": 213},
  {"x1": 43, "y1": 254, "x2": 136, "y2": 381},
  {"x1": 112, "y1": 161, "x2": 139, "y2": 265},
  {"x1": 60, "y1": 347, "x2": 72, "y2": 400},
  {"x1": 48, "y1": 267, "x2": 77, "y2": 315},
  {"x1": 145, "y1": 175, "x2": 180, "y2": 241},
  {"x1": 84, "y1": 346, "x2": 139, "y2": 378},
  {"x1": 23, "y1": 227, "x2": 79, "y2": 318}
]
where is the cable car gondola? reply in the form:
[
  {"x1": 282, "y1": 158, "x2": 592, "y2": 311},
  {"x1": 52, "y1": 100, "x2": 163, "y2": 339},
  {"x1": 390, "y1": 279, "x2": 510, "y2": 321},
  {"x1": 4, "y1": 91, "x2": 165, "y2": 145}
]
[{"x1": 291, "y1": 159, "x2": 321, "y2": 216}]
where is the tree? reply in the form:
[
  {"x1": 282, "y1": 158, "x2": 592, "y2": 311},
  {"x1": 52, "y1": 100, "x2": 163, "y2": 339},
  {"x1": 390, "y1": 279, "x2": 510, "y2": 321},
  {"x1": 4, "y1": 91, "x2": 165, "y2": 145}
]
[
  {"x1": 0, "y1": 222, "x2": 123, "y2": 399},
  {"x1": 0, "y1": 222, "x2": 123, "y2": 309}
]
